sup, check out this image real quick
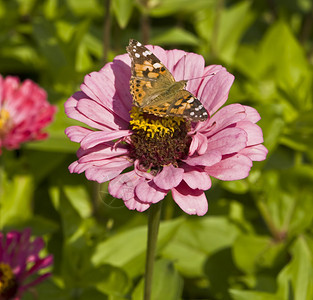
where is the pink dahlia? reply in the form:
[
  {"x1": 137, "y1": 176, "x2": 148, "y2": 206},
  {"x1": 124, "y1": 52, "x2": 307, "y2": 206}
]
[
  {"x1": 0, "y1": 75, "x2": 57, "y2": 154},
  {"x1": 65, "y1": 42, "x2": 267, "y2": 216},
  {"x1": 0, "y1": 228, "x2": 53, "y2": 300}
]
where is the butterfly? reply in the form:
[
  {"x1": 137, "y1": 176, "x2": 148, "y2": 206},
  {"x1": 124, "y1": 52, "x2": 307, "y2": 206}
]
[{"x1": 126, "y1": 39, "x2": 208, "y2": 122}]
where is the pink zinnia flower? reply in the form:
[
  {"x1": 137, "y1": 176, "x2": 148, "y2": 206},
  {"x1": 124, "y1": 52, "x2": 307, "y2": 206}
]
[
  {"x1": 0, "y1": 75, "x2": 57, "y2": 154},
  {"x1": 65, "y1": 42, "x2": 267, "y2": 216},
  {"x1": 0, "y1": 228, "x2": 53, "y2": 300}
]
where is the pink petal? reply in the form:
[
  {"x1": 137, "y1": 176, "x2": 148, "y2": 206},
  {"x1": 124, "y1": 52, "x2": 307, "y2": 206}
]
[
  {"x1": 65, "y1": 92, "x2": 111, "y2": 131},
  {"x1": 77, "y1": 143, "x2": 128, "y2": 162},
  {"x1": 146, "y1": 45, "x2": 171, "y2": 69},
  {"x1": 243, "y1": 105, "x2": 261, "y2": 123},
  {"x1": 182, "y1": 167, "x2": 211, "y2": 190},
  {"x1": 135, "y1": 180, "x2": 167, "y2": 203},
  {"x1": 172, "y1": 181, "x2": 208, "y2": 216},
  {"x1": 206, "y1": 127, "x2": 248, "y2": 154},
  {"x1": 153, "y1": 164, "x2": 184, "y2": 190},
  {"x1": 235, "y1": 121, "x2": 264, "y2": 146},
  {"x1": 189, "y1": 132, "x2": 208, "y2": 156},
  {"x1": 197, "y1": 69, "x2": 235, "y2": 116},
  {"x1": 69, "y1": 157, "x2": 132, "y2": 183},
  {"x1": 184, "y1": 150, "x2": 222, "y2": 167},
  {"x1": 197, "y1": 103, "x2": 246, "y2": 136},
  {"x1": 124, "y1": 197, "x2": 150, "y2": 212},
  {"x1": 205, "y1": 154, "x2": 253, "y2": 181},
  {"x1": 108, "y1": 171, "x2": 139, "y2": 201},
  {"x1": 76, "y1": 98, "x2": 128, "y2": 130},
  {"x1": 65, "y1": 126, "x2": 93, "y2": 143},
  {"x1": 172, "y1": 53, "x2": 205, "y2": 92},
  {"x1": 80, "y1": 130, "x2": 132, "y2": 150},
  {"x1": 81, "y1": 67, "x2": 131, "y2": 122},
  {"x1": 240, "y1": 144, "x2": 268, "y2": 161}
]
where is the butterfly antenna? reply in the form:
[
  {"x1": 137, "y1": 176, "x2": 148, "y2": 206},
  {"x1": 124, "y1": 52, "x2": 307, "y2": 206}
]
[{"x1": 187, "y1": 72, "x2": 217, "y2": 81}]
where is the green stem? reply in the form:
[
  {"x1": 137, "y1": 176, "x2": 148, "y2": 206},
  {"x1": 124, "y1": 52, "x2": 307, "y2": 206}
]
[
  {"x1": 144, "y1": 201, "x2": 162, "y2": 300},
  {"x1": 255, "y1": 198, "x2": 285, "y2": 242},
  {"x1": 211, "y1": 0, "x2": 224, "y2": 58}
]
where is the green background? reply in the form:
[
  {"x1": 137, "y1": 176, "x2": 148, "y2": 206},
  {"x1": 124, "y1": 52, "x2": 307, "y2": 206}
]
[{"x1": 1, "y1": 0, "x2": 313, "y2": 299}]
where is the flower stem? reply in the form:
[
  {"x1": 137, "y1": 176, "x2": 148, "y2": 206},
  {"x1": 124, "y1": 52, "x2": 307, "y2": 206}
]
[{"x1": 144, "y1": 201, "x2": 162, "y2": 300}]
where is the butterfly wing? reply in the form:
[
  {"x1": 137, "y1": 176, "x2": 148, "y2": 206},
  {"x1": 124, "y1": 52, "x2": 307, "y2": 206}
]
[
  {"x1": 127, "y1": 39, "x2": 175, "y2": 108},
  {"x1": 141, "y1": 89, "x2": 208, "y2": 121},
  {"x1": 127, "y1": 39, "x2": 209, "y2": 121}
]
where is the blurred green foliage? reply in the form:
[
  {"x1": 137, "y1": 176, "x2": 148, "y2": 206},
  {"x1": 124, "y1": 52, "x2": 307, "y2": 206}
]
[{"x1": 1, "y1": 0, "x2": 313, "y2": 299}]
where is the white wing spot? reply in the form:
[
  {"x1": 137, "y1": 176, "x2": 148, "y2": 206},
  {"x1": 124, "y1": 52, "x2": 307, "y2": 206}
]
[
  {"x1": 132, "y1": 47, "x2": 137, "y2": 52},
  {"x1": 135, "y1": 53, "x2": 140, "y2": 58},
  {"x1": 190, "y1": 112, "x2": 195, "y2": 116},
  {"x1": 153, "y1": 62, "x2": 162, "y2": 68},
  {"x1": 142, "y1": 50, "x2": 152, "y2": 57},
  {"x1": 187, "y1": 97, "x2": 194, "y2": 103},
  {"x1": 203, "y1": 112, "x2": 208, "y2": 115},
  {"x1": 136, "y1": 41, "x2": 142, "y2": 46}
]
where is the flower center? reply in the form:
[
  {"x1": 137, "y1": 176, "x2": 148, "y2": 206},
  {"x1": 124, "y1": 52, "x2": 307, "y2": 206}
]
[
  {"x1": 128, "y1": 106, "x2": 191, "y2": 170},
  {"x1": 0, "y1": 109, "x2": 12, "y2": 138},
  {"x1": 0, "y1": 263, "x2": 18, "y2": 300}
]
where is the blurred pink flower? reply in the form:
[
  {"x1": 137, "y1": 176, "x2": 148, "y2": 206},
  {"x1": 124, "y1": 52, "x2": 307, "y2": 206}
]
[
  {"x1": 0, "y1": 75, "x2": 57, "y2": 154},
  {"x1": 0, "y1": 228, "x2": 53, "y2": 300},
  {"x1": 65, "y1": 43, "x2": 267, "y2": 216}
]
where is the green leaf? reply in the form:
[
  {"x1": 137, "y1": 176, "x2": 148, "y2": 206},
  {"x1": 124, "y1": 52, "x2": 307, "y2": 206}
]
[
  {"x1": 259, "y1": 21, "x2": 309, "y2": 89},
  {"x1": 64, "y1": 185, "x2": 92, "y2": 219},
  {"x1": 112, "y1": 0, "x2": 134, "y2": 29},
  {"x1": 66, "y1": 0, "x2": 103, "y2": 17},
  {"x1": 233, "y1": 235, "x2": 285, "y2": 274},
  {"x1": 148, "y1": 0, "x2": 214, "y2": 17},
  {"x1": 230, "y1": 289, "x2": 281, "y2": 300},
  {"x1": 162, "y1": 216, "x2": 240, "y2": 276},
  {"x1": 0, "y1": 172, "x2": 34, "y2": 227},
  {"x1": 92, "y1": 218, "x2": 183, "y2": 277},
  {"x1": 151, "y1": 28, "x2": 200, "y2": 46},
  {"x1": 216, "y1": 1, "x2": 255, "y2": 63},
  {"x1": 277, "y1": 236, "x2": 313, "y2": 300},
  {"x1": 85, "y1": 265, "x2": 129, "y2": 296},
  {"x1": 132, "y1": 259, "x2": 183, "y2": 300}
]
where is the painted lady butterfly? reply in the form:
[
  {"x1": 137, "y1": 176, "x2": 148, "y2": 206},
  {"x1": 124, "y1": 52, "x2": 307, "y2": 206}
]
[{"x1": 126, "y1": 39, "x2": 208, "y2": 122}]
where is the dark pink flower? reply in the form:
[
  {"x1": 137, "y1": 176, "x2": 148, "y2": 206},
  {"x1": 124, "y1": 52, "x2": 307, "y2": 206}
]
[
  {"x1": 65, "y1": 43, "x2": 267, "y2": 216},
  {"x1": 0, "y1": 228, "x2": 53, "y2": 300},
  {"x1": 0, "y1": 75, "x2": 57, "y2": 154}
]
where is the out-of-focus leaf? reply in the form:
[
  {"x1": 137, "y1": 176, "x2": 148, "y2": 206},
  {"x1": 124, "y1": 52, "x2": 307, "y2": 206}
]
[
  {"x1": 23, "y1": 280, "x2": 70, "y2": 300},
  {"x1": 49, "y1": 185, "x2": 82, "y2": 238},
  {"x1": 0, "y1": 172, "x2": 34, "y2": 227},
  {"x1": 281, "y1": 110, "x2": 313, "y2": 152},
  {"x1": 216, "y1": 1, "x2": 255, "y2": 63},
  {"x1": 277, "y1": 236, "x2": 313, "y2": 300},
  {"x1": 151, "y1": 28, "x2": 199, "y2": 46},
  {"x1": 221, "y1": 179, "x2": 249, "y2": 194},
  {"x1": 112, "y1": 0, "x2": 134, "y2": 29},
  {"x1": 259, "y1": 21, "x2": 309, "y2": 90},
  {"x1": 92, "y1": 218, "x2": 183, "y2": 277},
  {"x1": 132, "y1": 259, "x2": 183, "y2": 300},
  {"x1": 26, "y1": 105, "x2": 80, "y2": 153},
  {"x1": 230, "y1": 289, "x2": 281, "y2": 300},
  {"x1": 19, "y1": 215, "x2": 59, "y2": 236},
  {"x1": 233, "y1": 235, "x2": 285, "y2": 274},
  {"x1": 16, "y1": 0, "x2": 36, "y2": 15},
  {"x1": 43, "y1": 0, "x2": 59, "y2": 19},
  {"x1": 26, "y1": 150, "x2": 68, "y2": 183},
  {"x1": 162, "y1": 216, "x2": 240, "y2": 276},
  {"x1": 87, "y1": 265, "x2": 129, "y2": 296},
  {"x1": 148, "y1": 0, "x2": 214, "y2": 17},
  {"x1": 64, "y1": 185, "x2": 92, "y2": 219},
  {"x1": 66, "y1": 0, "x2": 103, "y2": 17}
]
